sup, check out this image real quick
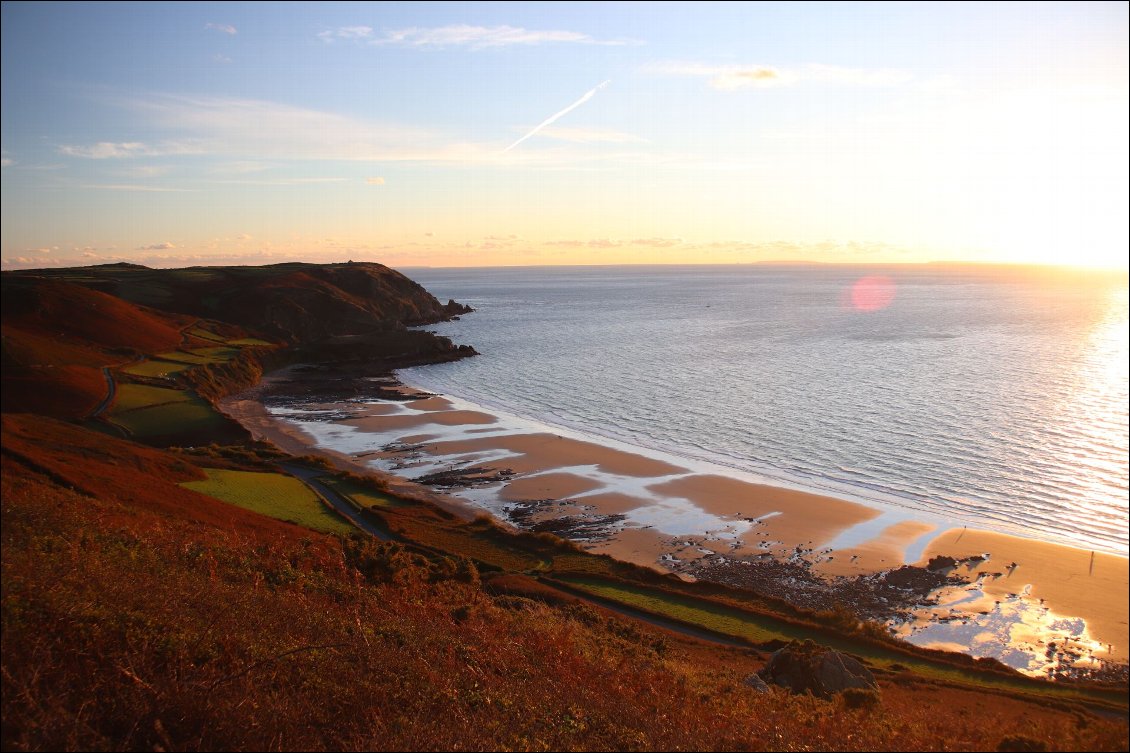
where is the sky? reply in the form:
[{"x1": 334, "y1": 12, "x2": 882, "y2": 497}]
[{"x1": 1, "y1": 1, "x2": 1127, "y2": 270}]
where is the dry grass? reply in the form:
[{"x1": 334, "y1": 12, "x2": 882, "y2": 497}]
[{"x1": 4, "y1": 450, "x2": 1127, "y2": 752}]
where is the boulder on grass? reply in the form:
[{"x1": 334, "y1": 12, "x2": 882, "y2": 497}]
[{"x1": 759, "y1": 640, "x2": 878, "y2": 699}]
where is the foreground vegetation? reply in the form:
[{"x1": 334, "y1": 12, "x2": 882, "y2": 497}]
[{"x1": 5, "y1": 450, "x2": 1127, "y2": 752}]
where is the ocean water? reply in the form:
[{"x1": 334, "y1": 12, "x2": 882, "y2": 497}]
[{"x1": 398, "y1": 264, "x2": 1129, "y2": 557}]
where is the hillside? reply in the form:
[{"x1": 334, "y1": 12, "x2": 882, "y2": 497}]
[
  {"x1": 2, "y1": 263, "x2": 1127, "y2": 752},
  {"x1": 9, "y1": 261, "x2": 473, "y2": 344}
]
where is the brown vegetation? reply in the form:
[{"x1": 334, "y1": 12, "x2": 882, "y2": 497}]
[{"x1": 4, "y1": 444, "x2": 1127, "y2": 752}]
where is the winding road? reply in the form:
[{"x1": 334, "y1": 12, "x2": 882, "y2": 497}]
[
  {"x1": 88, "y1": 366, "x2": 118, "y2": 418},
  {"x1": 280, "y1": 462, "x2": 394, "y2": 541}
]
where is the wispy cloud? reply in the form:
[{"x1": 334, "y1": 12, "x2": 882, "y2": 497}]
[
  {"x1": 121, "y1": 94, "x2": 446, "y2": 162},
  {"x1": 212, "y1": 160, "x2": 275, "y2": 174},
  {"x1": 534, "y1": 126, "x2": 645, "y2": 144},
  {"x1": 336, "y1": 24, "x2": 639, "y2": 49},
  {"x1": 205, "y1": 22, "x2": 237, "y2": 35},
  {"x1": 365, "y1": 176, "x2": 386, "y2": 185},
  {"x1": 649, "y1": 61, "x2": 912, "y2": 90},
  {"x1": 137, "y1": 242, "x2": 176, "y2": 251},
  {"x1": 117, "y1": 164, "x2": 172, "y2": 178},
  {"x1": 213, "y1": 177, "x2": 348, "y2": 186},
  {"x1": 58, "y1": 140, "x2": 205, "y2": 159},
  {"x1": 67, "y1": 92, "x2": 663, "y2": 169},
  {"x1": 317, "y1": 25, "x2": 373, "y2": 42},
  {"x1": 83, "y1": 183, "x2": 192, "y2": 192},
  {"x1": 505, "y1": 81, "x2": 611, "y2": 152}
]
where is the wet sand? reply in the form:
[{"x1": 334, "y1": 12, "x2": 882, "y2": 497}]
[
  {"x1": 220, "y1": 368, "x2": 1129, "y2": 664},
  {"x1": 919, "y1": 528, "x2": 1129, "y2": 662}
]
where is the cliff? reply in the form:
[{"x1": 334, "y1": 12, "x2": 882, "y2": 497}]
[
  {"x1": 1, "y1": 262, "x2": 476, "y2": 417},
  {"x1": 7, "y1": 261, "x2": 473, "y2": 345}
]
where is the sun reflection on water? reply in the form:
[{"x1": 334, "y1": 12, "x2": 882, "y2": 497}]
[
  {"x1": 894, "y1": 578, "x2": 1111, "y2": 677},
  {"x1": 1053, "y1": 284, "x2": 1129, "y2": 553}
]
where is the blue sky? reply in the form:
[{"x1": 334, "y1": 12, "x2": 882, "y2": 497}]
[{"x1": 2, "y1": 2, "x2": 1127, "y2": 268}]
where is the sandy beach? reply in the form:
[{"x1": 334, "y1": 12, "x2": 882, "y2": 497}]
[{"x1": 221, "y1": 366, "x2": 1129, "y2": 667}]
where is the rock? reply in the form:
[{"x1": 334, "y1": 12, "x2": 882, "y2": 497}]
[
  {"x1": 743, "y1": 673, "x2": 772, "y2": 693},
  {"x1": 926, "y1": 555, "x2": 957, "y2": 571},
  {"x1": 758, "y1": 640, "x2": 878, "y2": 699}
]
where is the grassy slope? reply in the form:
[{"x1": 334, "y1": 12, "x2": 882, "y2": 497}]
[
  {"x1": 182, "y1": 468, "x2": 354, "y2": 534},
  {"x1": 0, "y1": 277, "x2": 189, "y2": 418},
  {"x1": 4, "y1": 433, "x2": 1127, "y2": 752}
]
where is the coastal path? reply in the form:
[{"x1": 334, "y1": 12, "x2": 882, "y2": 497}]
[
  {"x1": 280, "y1": 462, "x2": 394, "y2": 541},
  {"x1": 88, "y1": 366, "x2": 118, "y2": 419}
]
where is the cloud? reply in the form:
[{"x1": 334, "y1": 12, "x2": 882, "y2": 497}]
[
  {"x1": 213, "y1": 177, "x2": 347, "y2": 186},
  {"x1": 712, "y1": 67, "x2": 786, "y2": 90},
  {"x1": 213, "y1": 53, "x2": 233, "y2": 64},
  {"x1": 0, "y1": 158, "x2": 11, "y2": 167},
  {"x1": 122, "y1": 94, "x2": 449, "y2": 162},
  {"x1": 137, "y1": 242, "x2": 176, "y2": 251},
  {"x1": 82, "y1": 182, "x2": 190, "y2": 191},
  {"x1": 117, "y1": 164, "x2": 172, "y2": 178},
  {"x1": 371, "y1": 25, "x2": 639, "y2": 49},
  {"x1": 534, "y1": 126, "x2": 645, "y2": 144},
  {"x1": 648, "y1": 61, "x2": 911, "y2": 90},
  {"x1": 212, "y1": 160, "x2": 275, "y2": 174},
  {"x1": 78, "y1": 91, "x2": 665, "y2": 168},
  {"x1": 205, "y1": 22, "x2": 237, "y2": 35},
  {"x1": 318, "y1": 26, "x2": 374, "y2": 42},
  {"x1": 83, "y1": 183, "x2": 192, "y2": 192},
  {"x1": 365, "y1": 176, "x2": 386, "y2": 185},
  {"x1": 58, "y1": 140, "x2": 204, "y2": 159},
  {"x1": 631, "y1": 237, "x2": 684, "y2": 248}
]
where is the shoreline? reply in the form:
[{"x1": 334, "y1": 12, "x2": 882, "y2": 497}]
[{"x1": 220, "y1": 363, "x2": 1129, "y2": 674}]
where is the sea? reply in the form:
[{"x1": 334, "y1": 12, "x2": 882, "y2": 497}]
[{"x1": 395, "y1": 264, "x2": 1129, "y2": 558}]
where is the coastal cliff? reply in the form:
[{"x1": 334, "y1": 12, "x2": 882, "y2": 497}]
[
  {"x1": 7, "y1": 261, "x2": 473, "y2": 344},
  {"x1": 1, "y1": 262, "x2": 476, "y2": 415}
]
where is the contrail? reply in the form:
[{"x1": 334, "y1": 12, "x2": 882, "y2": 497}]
[{"x1": 503, "y1": 80, "x2": 611, "y2": 152}]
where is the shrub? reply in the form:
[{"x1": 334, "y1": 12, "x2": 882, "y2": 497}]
[
  {"x1": 997, "y1": 734, "x2": 1049, "y2": 752},
  {"x1": 839, "y1": 687, "x2": 881, "y2": 711}
]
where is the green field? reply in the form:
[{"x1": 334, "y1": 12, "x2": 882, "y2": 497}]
[
  {"x1": 226, "y1": 337, "x2": 274, "y2": 347},
  {"x1": 181, "y1": 469, "x2": 354, "y2": 534},
  {"x1": 112, "y1": 384, "x2": 193, "y2": 412},
  {"x1": 187, "y1": 346, "x2": 241, "y2": 359},
  {"x1": 556, "y1": 576, "x2": 788, "y2": 644},
  {"x1": 320, "y1": 477, "x2": 411, "y2": 510},
  {"x1": 108, "y1": 397, "x2": 226, "y2": 437},
  {"x1": 188, "y1": 327, "x2": 228, "y2": 344},
  {"x1": 120, "y1": 359, "x2": 191, "y2": 378},
  {"x1": 155, "y1": 348, "x2": 238, "y2": 365}
]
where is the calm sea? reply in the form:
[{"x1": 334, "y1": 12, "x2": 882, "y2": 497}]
[{"x1": 398, "y1": 264, "x2": 1129, "y2": 556}]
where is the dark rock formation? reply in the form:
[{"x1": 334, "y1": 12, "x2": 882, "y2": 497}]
[
  {"x1": 926, "y1": 555, "x2": 957, "y2": 571},
  {"x1": 758, "y1": 640, "x2": 878, "y2": 698}
]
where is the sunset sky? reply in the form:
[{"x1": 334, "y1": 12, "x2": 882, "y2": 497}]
[{"x1": 2, "y1": 2, "x2": 1127, "y2": 270}]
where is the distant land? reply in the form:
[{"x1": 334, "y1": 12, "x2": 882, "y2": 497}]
[{"x1": 2, "y1": 262, "x2": 1127, "y2": 751}]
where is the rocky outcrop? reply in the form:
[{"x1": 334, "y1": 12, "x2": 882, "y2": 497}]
[{"x1": 758, "y1": 640, "x2": 878, "y2": 698}]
